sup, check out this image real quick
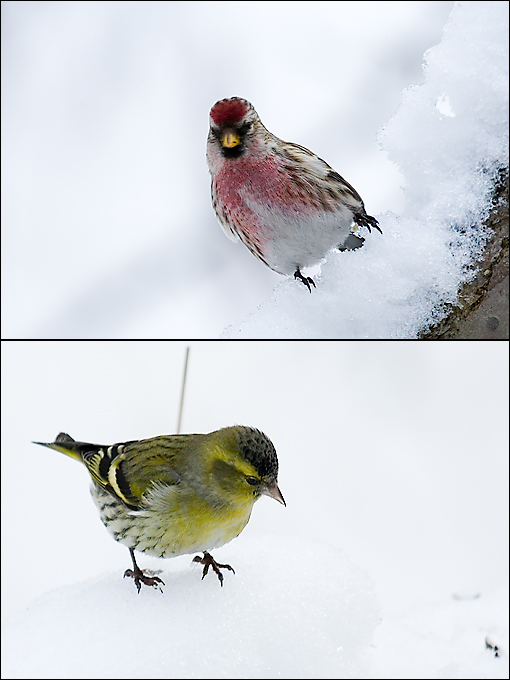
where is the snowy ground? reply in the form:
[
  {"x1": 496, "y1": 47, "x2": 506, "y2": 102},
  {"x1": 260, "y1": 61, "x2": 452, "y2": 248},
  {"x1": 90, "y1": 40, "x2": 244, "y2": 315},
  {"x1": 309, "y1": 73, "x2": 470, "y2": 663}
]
[{"x1": 1, "y1": 341, "x2": 508, "y2": 678}]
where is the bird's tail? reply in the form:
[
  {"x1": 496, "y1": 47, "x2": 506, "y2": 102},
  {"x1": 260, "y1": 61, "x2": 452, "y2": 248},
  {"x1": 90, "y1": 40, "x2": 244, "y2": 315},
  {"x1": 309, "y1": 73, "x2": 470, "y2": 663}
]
[{"x1": 33, "y1": 433, "x2": 83, "y2": 462}]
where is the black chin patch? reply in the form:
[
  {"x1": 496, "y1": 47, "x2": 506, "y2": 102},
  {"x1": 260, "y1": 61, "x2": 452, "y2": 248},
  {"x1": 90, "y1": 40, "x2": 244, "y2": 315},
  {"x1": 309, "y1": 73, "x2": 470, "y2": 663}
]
[{"x1": 221, "y1": 144, "x2": 245, "y2": 159}]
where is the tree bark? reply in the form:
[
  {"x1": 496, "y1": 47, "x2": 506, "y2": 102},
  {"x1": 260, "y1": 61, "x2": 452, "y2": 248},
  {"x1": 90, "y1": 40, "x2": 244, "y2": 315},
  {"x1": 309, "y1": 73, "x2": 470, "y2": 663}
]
[{"x1": 421, "y1": 169, "x2": 509, "y2": 340}]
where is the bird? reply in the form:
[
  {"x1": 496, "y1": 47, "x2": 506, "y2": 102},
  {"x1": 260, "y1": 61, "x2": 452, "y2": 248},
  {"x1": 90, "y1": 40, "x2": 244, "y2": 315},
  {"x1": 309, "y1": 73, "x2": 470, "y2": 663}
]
[
  {"x1": 34, "y1": 426, "x2": 285, "y2": 592},
  {"x1": 207, "y1": 97, "x2": 381, "y2": 292}
]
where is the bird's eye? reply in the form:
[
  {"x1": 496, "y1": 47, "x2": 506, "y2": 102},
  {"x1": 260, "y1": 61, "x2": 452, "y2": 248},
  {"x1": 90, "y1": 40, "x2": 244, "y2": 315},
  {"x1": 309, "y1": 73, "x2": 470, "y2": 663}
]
[
  {"x1": 239, "y1": 122, "x2": 252, "y2": 135},
  {"x1": 246, "y1": 476, "x2": 260, "y2": 486}
]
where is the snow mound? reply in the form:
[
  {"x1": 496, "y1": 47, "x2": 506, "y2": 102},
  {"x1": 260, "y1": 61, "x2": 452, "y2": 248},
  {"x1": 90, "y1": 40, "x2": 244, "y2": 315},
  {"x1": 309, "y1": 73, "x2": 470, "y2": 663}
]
[{"x1": 1, "y1": 536, "x2": 379, "y2": 679}]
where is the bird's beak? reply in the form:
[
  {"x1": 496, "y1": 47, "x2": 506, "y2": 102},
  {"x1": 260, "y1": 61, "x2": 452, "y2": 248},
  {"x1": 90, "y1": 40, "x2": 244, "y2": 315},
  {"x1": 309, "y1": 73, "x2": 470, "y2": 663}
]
[
  {"x1": 262, "y1": 480, "x2": 286, "y2": 506},
  {"x1": 221, "y1": 130, "x2": 241, "y2": 148}
]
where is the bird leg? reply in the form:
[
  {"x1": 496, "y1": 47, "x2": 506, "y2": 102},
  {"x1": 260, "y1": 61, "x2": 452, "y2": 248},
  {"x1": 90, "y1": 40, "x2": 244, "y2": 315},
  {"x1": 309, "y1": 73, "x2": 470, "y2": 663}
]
[
  {"x1": 124, "y1": 547, "x2": 165, "y2": 593},
  {"x1": 294, "y1": 269, "x2": 316, "y2": 293},
  {"x1": 193, "y1": 551, "x2": 235, "y2": 586}
]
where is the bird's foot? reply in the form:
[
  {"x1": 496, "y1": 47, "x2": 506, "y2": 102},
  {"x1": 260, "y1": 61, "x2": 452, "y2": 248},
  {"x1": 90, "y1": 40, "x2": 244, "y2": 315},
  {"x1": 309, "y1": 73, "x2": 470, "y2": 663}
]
[
  {"x1": 354, "y1": 212, "x2": 382, "y2": 234},
  {"x1": 124, "y1": 567, "x2": 165, "y2": 593},
  {"x1": 124, "y1": 548, "x2": 165, "y2": 593},
  {"x1": 294, "y1": 269, "x2": 316, "y2": 293},
  {"x1": 193, "y1": 551, "x2": 235, "y2": 587}
]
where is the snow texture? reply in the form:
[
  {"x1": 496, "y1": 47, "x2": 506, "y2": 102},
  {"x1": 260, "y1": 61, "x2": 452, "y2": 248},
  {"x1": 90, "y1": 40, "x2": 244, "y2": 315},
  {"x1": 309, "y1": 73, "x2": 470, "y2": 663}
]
[
  {"x1": 1, "y1": 537, "x2": 380, "y2": 679},
  {"x1": 224, "y1": 1, "x2": 509, "y2": 338}
]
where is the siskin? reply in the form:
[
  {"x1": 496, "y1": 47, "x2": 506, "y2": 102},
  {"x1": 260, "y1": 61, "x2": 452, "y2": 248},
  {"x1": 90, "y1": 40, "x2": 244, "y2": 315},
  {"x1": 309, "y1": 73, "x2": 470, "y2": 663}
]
[{"x1": 34, "y1": 426, "x2": 285, "y2": 592}]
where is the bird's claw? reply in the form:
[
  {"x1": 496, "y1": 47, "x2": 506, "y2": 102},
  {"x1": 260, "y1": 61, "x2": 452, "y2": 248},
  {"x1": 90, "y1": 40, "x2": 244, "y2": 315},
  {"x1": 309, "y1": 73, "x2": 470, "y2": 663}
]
[
  {"x1": 193, "y1": 552, "x2": 235, "y2": 587},
  {"x1": 124, "y1": 567, "x2": 165, "y2": 594},
  {"x1": 354, "y1": 212, "x2": 382, "y2": 234},
  {"x1": 294, "y1": 269, "x2": 316, "y2": 293}
]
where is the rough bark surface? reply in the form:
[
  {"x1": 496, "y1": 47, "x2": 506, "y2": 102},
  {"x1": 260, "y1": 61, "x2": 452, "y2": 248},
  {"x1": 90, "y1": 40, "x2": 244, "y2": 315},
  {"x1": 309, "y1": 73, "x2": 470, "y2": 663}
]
[{"x1": 421, "y1": 170, "x2": 509, "y2": 340}]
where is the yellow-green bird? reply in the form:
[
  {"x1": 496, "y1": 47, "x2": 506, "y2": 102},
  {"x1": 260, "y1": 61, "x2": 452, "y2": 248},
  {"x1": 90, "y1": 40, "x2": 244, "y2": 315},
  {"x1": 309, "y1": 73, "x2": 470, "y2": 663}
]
[{"x1": 34, "y1": 426, "x2": 285, "y2": 592}]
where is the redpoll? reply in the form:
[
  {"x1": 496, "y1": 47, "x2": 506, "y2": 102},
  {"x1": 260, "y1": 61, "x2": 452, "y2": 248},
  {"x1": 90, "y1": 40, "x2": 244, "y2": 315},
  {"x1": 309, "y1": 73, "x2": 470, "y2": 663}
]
[{"x1": 207, "y1": 97, "x2": 381, "y2": 291}]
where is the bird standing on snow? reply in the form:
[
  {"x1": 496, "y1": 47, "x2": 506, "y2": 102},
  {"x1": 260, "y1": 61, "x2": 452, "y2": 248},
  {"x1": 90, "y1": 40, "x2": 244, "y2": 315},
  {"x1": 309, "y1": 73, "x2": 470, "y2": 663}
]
[
  {"x1": 207, "y1": 97, "x2": 381, "y2": 292},
  {"x1": 34, "y1": 427, "x2": 285, "y2": 592}
]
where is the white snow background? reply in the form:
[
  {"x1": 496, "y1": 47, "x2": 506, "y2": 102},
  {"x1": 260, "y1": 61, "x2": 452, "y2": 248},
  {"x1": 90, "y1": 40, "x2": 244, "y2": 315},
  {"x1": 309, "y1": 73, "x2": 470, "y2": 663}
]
[
  {"x1": 1, "y1": 341, "x2": 509, "y2": 678},
  {"x1": 5, "y1": 1, "x2": 506, "y2": 339}
]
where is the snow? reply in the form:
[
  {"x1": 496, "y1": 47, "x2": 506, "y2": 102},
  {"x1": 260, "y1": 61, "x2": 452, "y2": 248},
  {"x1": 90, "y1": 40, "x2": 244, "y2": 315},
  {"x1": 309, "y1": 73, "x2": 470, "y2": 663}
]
[
  {"x1": 1, "y1": 341, "x2": 508, "y2": 678},
  {"x1": 1, "y1": 538, "x2": 379, "y2": 679},
  {"x1": 224, "y1": 1, "x2": 509, "y2": 338}
]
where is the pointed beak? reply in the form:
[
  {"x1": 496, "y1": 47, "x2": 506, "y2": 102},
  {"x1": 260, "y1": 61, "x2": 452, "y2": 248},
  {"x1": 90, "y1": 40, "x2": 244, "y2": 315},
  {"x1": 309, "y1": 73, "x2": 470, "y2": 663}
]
[
  {"x1": 221, "y1": 130, "x2": 241, "y2": 148},
  {"x1": 262, "y1": 480, "x2": 286, "y2": 506}
]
